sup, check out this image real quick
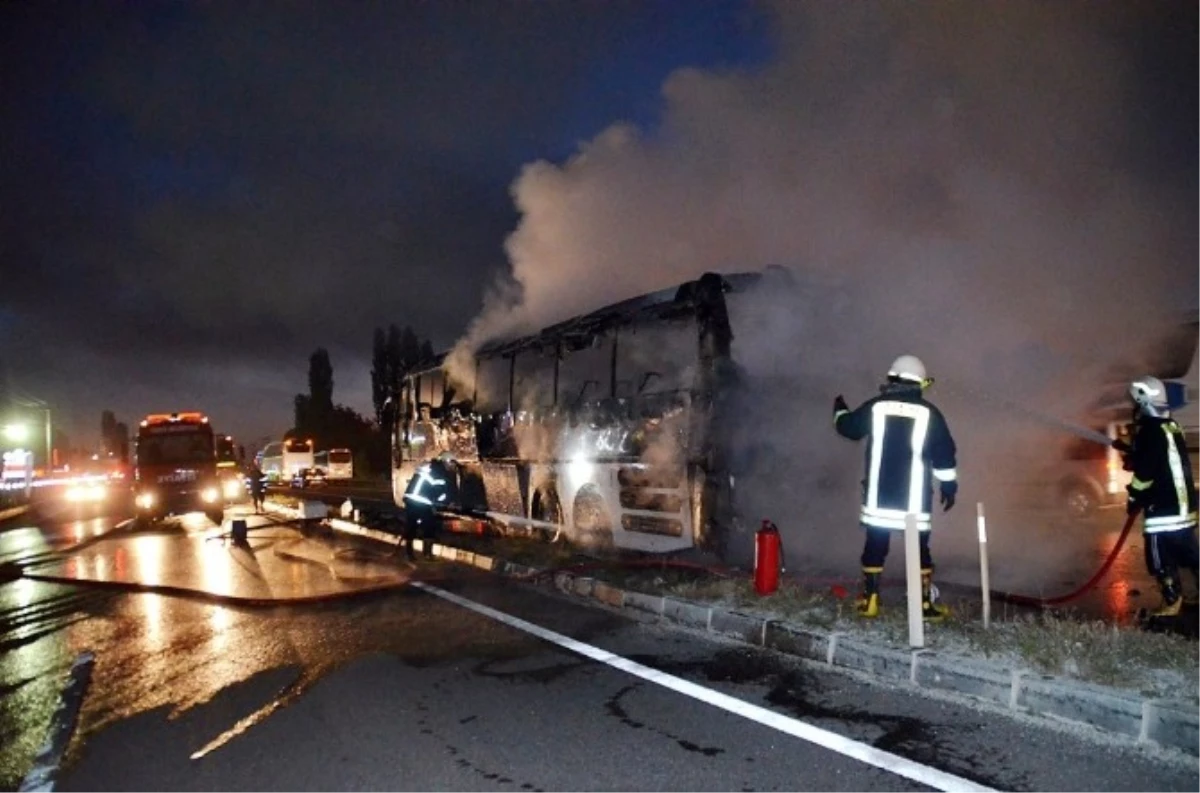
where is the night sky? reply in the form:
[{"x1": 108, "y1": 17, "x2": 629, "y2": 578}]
[{"x1": 1, "y1": 1, "x2": 1194, "y2": 450}]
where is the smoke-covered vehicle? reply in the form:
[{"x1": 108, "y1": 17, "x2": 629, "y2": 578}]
[
  {"x1": 133, "y1": 412, "x2": 224, "y2": 526},
  {"x1": 387, "y1": 270, "x2": 785, "y2": 560},
  {"x1": 1045, "y1": 419, "x2": 1131, "y2": 521}
]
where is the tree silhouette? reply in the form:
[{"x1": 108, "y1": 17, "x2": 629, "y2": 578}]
[
  {"x1": 309, "y1": 348, "x2": 334, "y2": 415},
  {"x1": 371, "y1": 327, "x2": 389, "y2": 426}
]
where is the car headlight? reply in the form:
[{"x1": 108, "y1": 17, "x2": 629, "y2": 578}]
[
  {"x1": 222, "y1": 479, "x2": 242, "y2": 499},
  {"x1": 201, "y1": 487, "x2": 219, "y2": 504},
  {"x1": 135, "y1": 491, "x2": 155, "y2": 510},
  {"x1": 65, "y1": 484, "x2": 106, "y2": 503}
]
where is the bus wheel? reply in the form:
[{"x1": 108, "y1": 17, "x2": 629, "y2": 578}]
[
  {"x1": 572, "y1": 489, "x2": 614, "y2": 551},
  {"x1": 206, "y1": 509, "x2": 225, "y2": 527},
  {"x1": 532, "y1": 489, "x2": 564, "y2": 543}
]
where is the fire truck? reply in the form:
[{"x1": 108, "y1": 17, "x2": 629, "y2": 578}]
[{"x1": 132, "y1": 412, "x2": 224, "y2": 526}]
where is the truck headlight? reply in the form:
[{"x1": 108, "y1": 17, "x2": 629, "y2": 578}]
[
  {"x1": 135, "y1": 491, "x2": 155, "y2": 510},
  {"x1": 201, "y1": 487, "x2": 219, "y2": 504}
]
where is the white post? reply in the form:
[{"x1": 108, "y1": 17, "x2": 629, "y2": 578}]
[
  {"x1": 904, "y1": 513, "x2": 924, "y2": 648},
  {"x1": 977, "y1": 502, "x2": 991, "y2": 629}
]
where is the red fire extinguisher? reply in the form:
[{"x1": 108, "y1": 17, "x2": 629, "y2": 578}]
[{"x1": 754, "y1": 519, "x2": 783, "y2": 595}]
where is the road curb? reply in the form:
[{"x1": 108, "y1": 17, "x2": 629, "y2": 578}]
[{"x1": 313, "y1": 506, "x2": 1200, "y2": 758}]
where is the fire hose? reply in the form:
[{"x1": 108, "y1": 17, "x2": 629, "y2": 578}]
[{"x1": 989, "y1": 511, "x2": 1139, "y2": 608}]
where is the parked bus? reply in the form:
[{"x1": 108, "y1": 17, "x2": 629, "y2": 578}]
[
  {"x1": 388, "y1": 270, "x2": 781, "y2": 559},
  {"x1": 325, "y1": 448, "x2": 353, "y2": 480},
  {"x1": 257, "y1": 442, "x2": 284, "y2": 482},
  {"x1": 257, "y1": 438, "x2": 314, "y2": 481},
  {"x1": 133, "y1": 412, "x2": 223, "y2": 526},
  {"x1": 283, "y1": 437, "x2": 315, "y2": 477}
]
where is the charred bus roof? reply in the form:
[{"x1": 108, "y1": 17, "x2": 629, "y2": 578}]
[{"x1": 406, "y1": 270, "x2": 775, "y2": 379}]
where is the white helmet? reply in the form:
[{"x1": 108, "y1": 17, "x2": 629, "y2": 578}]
[
  {"x1": 888, "y1": 354, "x2": 928, "y2": 384},
  {"x1": 1129, "y1": 375, "x2": 1169, "y2": 416}
]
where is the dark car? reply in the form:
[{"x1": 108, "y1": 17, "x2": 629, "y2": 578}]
[{"x1": 291, "y1": 467, "x2": 327, "y2": 489}]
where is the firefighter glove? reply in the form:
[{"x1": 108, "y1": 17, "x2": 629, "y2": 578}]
[
  {"x1": 939, "y1": 481, "x2": 957, "y2": 512},
  {"x1": 833, "y1": 395, "x2": 849, "y2": 416},
  {"x1": 1125, "y1": 496, "x2": 1142, "y2": 517}
]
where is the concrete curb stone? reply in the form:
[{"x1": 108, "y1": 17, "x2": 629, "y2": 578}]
[
  {"x1": 830, "y1": 637, "x2": 913, "y2": 686},
  {"x1": 471, "y1": 554, "x2": 497, "y2": 572},
  {"x1": 1017, "y1": 675, "x2": 1145, "y2": 741},
  {"x1": 913, "y1": 652, "x2": 1016, "y2": 709},
  {"x1": 764, "y1": 622, "x2": 829, "y2": 663},
  {"x1": 591, "y1": 582, "x2": 626, "y2": 608},
  {"x1": 662, "y1": 597, "x2": 711, "y2": 630},
  {"x1": 623, "y1": 591, "x2": 664, "y2": 617},
  {"x1": 314, "y1": 511, "x2": 1200, "y2": 758},
  {"x1": 709, "y1": 608, "x2": 769, "y2": 645},
  {"x1": 1143, "y1": 700, "x2": 1200, "y2": 754}
]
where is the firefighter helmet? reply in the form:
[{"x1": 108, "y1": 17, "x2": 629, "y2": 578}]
[
  {"x1": 1129, "y1": 375, "x2": 1168, "y2": 415},
  {"x1": 887, "y1": 355, "x2": 927, "y2": 384}
]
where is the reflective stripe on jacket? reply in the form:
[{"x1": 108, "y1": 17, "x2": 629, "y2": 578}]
[
  {"x1": 1127, "y1": 416, "x2": 1198, "y2": 534},
  {"x1": 834, "y1": 383, "x2": 957, "y2": 532}
]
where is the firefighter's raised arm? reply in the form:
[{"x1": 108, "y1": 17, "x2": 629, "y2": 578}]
[{"x1": 833, "y1": 394, "x2": 871, "y2": 440}]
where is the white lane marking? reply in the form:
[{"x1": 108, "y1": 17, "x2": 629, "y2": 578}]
[{"x1": 413, "y1": 582, "x2": 996, "y2": 793}]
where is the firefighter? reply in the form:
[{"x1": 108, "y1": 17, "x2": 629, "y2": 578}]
[
  {"x1": 248, "y1": 464, "x2": 266, "y2": 514},
  {"x1": 1123, "y1": 375, "x2": 1199, "y2": 617},
  {"x1": 833, "y1": 355, "x2": 958, "y2": 620},
  {"x1": 402, "y1": 451, "x2": 455, "y2": 561}
]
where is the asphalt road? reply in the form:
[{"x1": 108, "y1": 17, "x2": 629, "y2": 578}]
[{"x1": 0, "y1": 498, "x2": 1195, "y2": 791}]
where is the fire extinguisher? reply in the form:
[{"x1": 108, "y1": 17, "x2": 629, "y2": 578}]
[{"x1": 754, "y1": 519, "x2": 783, "y2": 595}]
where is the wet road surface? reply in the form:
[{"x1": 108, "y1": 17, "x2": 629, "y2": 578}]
[{"x1": 1, "y1": 500, "x2": 1196, "y2": 791}]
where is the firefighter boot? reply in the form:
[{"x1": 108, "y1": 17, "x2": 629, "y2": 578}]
[
  {"x1": 857, "y1": 568, "x2": 881, "y2": 618},
  {"x1": 1152, "y1": 576, "x2": 1183, "y2": 618},
  {"x1": 921, "y1": 570, "x2": 949, "y2": 621}
]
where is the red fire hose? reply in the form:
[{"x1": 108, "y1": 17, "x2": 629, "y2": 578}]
[{"x1": 990, "y1": 511, "x2": 1139, "y2": 608}]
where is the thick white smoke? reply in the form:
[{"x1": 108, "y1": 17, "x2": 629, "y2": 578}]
[{"x1": 450, "y1": 2, "x2": 1195, "y2": 584}]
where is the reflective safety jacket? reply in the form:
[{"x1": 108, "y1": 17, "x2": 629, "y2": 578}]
[
  {"x1": 1126, "y1": 415, "x2": 1198, "y2": 533},
  {"x1": 834, "y1": 383, "x2": 958, "y2": 531},
  {"x1": 403, "y1": 461, "x2": 450, "y2": 509}
]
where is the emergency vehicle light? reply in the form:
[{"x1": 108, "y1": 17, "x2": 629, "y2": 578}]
[{"x1": 141, "y1": 412, "x2": 209, "y2": 427}]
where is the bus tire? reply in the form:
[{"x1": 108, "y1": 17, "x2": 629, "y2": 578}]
[
  {"x1": 572, "y1": 488, "x2": 614, "y2": 551},
  {"x1": 206, "y1": 509, "x2": 224, "y2": 527}
]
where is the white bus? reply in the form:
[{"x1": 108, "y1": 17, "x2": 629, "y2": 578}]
[
  {"x1": 282, "y1": 438, "x2": 314, "y2": 477},
  {"x1": 325, "y1": 448, "x2": 353, "y2": 480},
  {"x1": 258, "y1": 442, "x2": 284, "y2": 482}
]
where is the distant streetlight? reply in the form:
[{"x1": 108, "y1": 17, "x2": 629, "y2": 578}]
[{"x1": 3, "y1": 423, "x2": 30, "y2": 444}]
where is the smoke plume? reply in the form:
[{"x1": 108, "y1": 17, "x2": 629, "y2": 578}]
[{"x1": 450, "y1": 2, "x2": 1196, "y2": 587}]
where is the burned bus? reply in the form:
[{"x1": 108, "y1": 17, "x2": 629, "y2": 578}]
[{"x1": 388, "y1": 270, "x2": 791, "y2": 560}]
